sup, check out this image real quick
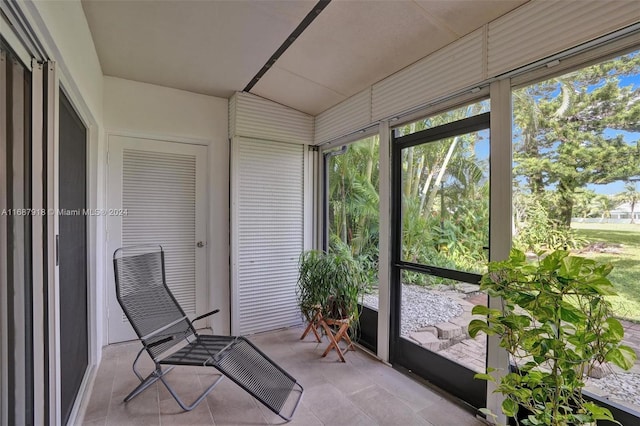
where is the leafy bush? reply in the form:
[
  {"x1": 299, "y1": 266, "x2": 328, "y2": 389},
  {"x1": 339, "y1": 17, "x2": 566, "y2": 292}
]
[
  {"x1": 514, "y1": 197, "x2": 587, "y2": 251},
  {"x1": 296, "y1": 250, "x2": 366, "y2": 323},
  {"x1": 329, "y1": 235, "x2": 378, "y2": 292},
  {"x1": 470, "y1": 249, "x2": 637, "y2": 425}
]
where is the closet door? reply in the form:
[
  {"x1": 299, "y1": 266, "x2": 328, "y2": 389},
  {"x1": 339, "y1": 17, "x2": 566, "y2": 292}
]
[{"x1": 106, "y1": 135, "x2": 208, "y2": 343}]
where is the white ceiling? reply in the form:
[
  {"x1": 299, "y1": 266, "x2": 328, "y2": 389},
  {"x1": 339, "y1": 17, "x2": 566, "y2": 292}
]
[{"x1": 82, "y1": 0, "x2": 529, "y2": 116}]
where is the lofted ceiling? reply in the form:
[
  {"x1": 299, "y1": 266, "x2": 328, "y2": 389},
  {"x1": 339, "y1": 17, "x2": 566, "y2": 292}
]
[{"x1": 82, "y1": 0, "x2": 529, "y2": 116}]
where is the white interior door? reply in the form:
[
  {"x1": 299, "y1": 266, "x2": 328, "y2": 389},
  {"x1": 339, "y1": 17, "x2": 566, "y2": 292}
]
[{"x1": 106, "y1": 135, "x2": 208, "y2": 343}]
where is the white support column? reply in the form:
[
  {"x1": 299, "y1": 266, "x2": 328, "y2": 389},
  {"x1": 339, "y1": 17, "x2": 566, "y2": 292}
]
[
  {"x1": 31, "y1": 58, "x2": 45, "y2": 426},
  {"x1": 0, "y1": 48, "x2": 8, "y2": 426},
  {"x1": 45, "y1": 60, "x2": 61, "y2": 426},
  {"x1": 487, "y1": 78, "x2": 512, "y2": 425},
  {"x1": 377, "y1": 120, "x2": 391, "y2": 362},
  {"x1": 11, "y1": 54, "x2": 27, "y2": 426},
  {"x1": 304, "y1": 145, "x2": 318, "y2": 251}
]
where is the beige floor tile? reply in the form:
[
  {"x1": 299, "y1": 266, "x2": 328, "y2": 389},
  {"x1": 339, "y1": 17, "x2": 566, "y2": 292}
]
[
  {"x1": 255, "y1": 393, "x2": 320, "y2": 426},
  {"x1": 157, "y1": 368, "x2": 220, "y2": 404},
  {"x1": 356, "y1": 362, "x2": 446, "y2": 413},
  {"x1": 303, "y1": 382, "x2": 376, "y2": 425},
  {"x1": 111, "y1": 369, "x2": 152, "y2": 400},
  {"x1": 106, "y1": 383, "x2": 160, "y2": 426},
  {"x1": 417, "y1": 397, "x2": 484, "y2": 426},
  {"x1": 206, "y1": 379, "x2": 268, "y2": 425},
  {"x1": 317, "y1": 361, "x2": 375, "y2": 395},
  {"x1": 81, "y1": 417, "x2": 107, "y2": 426},
  {"x1": 282, "y1": 361, "x2": 328, "y2": 389},
  {"x1": 84, "y1": 327, "x2": 486, "y2": 426},
  {"x1": 82, "y1": 376, "x2": 114, "y2": 422},
  {"x1": 349, "y1": 385, "x2": 431, "y2": 425},
  {"x1": 159, "y1": 396, "x2": 215, "y2": 426}
]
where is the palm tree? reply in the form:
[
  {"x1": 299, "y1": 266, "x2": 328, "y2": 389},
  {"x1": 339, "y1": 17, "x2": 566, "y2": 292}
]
[
  {"x1": 589, "y1": 194, "x2": 617, "y2": 221},
  {"x1": 616, "y1": 182, "x2": 640, "y2": 223},
  {"x1": 327, "y1": 136, "x2": 380, "y2": 259}
]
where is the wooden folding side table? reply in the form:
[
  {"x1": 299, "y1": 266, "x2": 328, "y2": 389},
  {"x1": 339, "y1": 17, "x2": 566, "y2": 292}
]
[
  {"x1": 300, "y1": 306, "x2": 355, "y2": 362},
  {"x1": 300, "y1": 305, "x2": 323, "y2": 343},
  {"x1": 320, "y1": 316, "x2": 355, "y2": 362}
]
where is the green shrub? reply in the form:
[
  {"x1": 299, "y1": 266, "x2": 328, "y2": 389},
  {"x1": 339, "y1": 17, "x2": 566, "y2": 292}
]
[
  {"x1": 296, "y1": 250, "x2": 366, "y2": 324},
  {"x1": 470, "y1": 249, "x2": 637, "y2": 425}
]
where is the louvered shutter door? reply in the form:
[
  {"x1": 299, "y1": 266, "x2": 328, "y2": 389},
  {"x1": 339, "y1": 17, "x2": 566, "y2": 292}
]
[
  {"x1": 233, "y1": 138, "x2": 304, "y2": 335},
  {"x1": 122, "y1": 148, "x2": 197, "y2": 314}
]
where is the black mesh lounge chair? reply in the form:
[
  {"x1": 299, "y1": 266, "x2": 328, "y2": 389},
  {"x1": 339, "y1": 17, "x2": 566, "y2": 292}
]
[{"x1": 113, "y1": 245, "x2": 304, "y2": 421}]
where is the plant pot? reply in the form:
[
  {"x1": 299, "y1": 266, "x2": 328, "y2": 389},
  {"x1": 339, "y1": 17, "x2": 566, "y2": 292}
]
[{"x1": 325, "y1": 295, "x2": 351, "y2": 320}]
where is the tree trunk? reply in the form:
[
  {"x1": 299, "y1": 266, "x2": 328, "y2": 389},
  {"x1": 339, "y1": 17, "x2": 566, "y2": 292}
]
[
  {"x1": 425, "y1": 137, "x2": 458, "y2": 215},
  {"x1": 557, "y1": 180, "x2": 575, "y2": 228},
  {"x1": 355, "y1": 141, "x2": 376, "y2": 254},
  {"x1": 404, "y1": 147, "x2": 414, "y2": 198},
  {"x1": 341, "y1": 174, "x2": 348, "y2": 244},
  {"x1": 412, "y1": 155, "x2": 424, "y2": 198},
  {"x1": 419, "y1": 169, "x2": 435, "y2": 215}
]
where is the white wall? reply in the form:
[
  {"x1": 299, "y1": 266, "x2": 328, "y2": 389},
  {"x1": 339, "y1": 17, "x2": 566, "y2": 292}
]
[
  {"x1": 104, "y1": 76, "x2": 230, "y2": 335},
  {"x1": 29, "y1": 0, "x2": 104, "y2": 123}
]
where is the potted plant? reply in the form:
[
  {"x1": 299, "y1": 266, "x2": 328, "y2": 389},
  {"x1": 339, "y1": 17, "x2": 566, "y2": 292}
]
[
  {"x1": 469, "y1": 249, "x2": 637, "y2": 426},
  {"x1": 297, "y1": 249, "x2": 365, "y2": 327}
]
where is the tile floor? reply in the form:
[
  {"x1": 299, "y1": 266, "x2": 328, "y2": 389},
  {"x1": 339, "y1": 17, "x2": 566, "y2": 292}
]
[{"x1": 80, "y1": 326, "x2": 486, "y2": 426}]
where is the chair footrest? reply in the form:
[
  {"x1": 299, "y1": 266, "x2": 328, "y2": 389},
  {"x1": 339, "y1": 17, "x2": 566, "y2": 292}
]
[{"x1": 213, "y1": 337, "x2": 303, "y2": 419}]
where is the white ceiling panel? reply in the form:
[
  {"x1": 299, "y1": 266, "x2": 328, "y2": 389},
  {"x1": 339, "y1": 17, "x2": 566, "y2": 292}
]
[
  {"x1": 254, "y1": 0, "x2": 529, "y2": 114},
  {"x1": 82, "y1": 0, "x2": 530, "y2": 115},
  {"x1": 251, "y1": 65, "x2": 347, "y2": 116},
  {"x1": 255, "y1": 1, "x2": 457, "y2": 108},
  {"x1": 414, "y1": 0, "x2": 530, "y2": 37},
  {"x1": 82, "y1": 0, "x2": 315, "y2": 98}
]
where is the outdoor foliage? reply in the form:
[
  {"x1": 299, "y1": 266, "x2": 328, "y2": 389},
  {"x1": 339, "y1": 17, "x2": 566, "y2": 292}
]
[
  {"x1": 328, "y1": 106, "x2": 491, "y2": 285},
  {"x1": 326, "y1": 51, "x2": 640, "y2": 291},
  {"x1": 513, "y1": 193, "x2": 587, "y2": 251},
  {"x1": 296, "y1": 250, "x2": 365, "y2": 324},
  {"x1": 400, "y1": 127, "x2": 489, "y2": 274},
  {"x1": 327, "y1": 138, "x2": 380, "y2": 289},
  {"x1": 513, "y1": 52, "x2": 640, "y2": 250},
  {"x1": 469, "y1": 249, "x2": 637, "y2": 425}
]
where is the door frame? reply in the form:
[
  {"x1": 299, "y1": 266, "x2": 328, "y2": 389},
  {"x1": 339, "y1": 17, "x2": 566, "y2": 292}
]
[
  {"x1": 58, "y1": 88, "x2": 89, "y2": 425},
  {"x1": 50, "y1": 80, "x2": 100, "y2": 426},
  {"x1": 105, "y1": 132, "x2": 210, "y2": 343},
  {"x1": 389, "y1": 112, "x2": 491, "y2": 410}
]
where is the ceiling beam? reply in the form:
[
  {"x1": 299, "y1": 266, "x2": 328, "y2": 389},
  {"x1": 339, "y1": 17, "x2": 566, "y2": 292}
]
[{"x1": 243, "y1": 0, "x2": 331, "y2": 93}]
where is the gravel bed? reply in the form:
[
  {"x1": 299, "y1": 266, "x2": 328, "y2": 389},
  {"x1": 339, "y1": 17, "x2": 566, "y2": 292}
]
[
  {"x1": 363, "y1": 285, "x2": 640, "y2": 411},
  {"x1": 587, "y1": 373, "x2": 640, "y2": 409},
  {"x1": 362, "y1": 284, "x2": 463, "y2": 337}
]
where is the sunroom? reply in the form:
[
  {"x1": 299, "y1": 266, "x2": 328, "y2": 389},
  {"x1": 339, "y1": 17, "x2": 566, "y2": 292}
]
[{"x1": 1, "y1": 1, "x2": 640, "y2": 425}]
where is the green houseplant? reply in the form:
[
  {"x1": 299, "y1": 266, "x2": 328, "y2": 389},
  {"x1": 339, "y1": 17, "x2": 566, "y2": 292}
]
[
  {"x1": 469, "y1": 249, "x2": 637, "y2": 426},
  {"x1": 296, "y1": 250, "x2": 365, "y2": 326}
]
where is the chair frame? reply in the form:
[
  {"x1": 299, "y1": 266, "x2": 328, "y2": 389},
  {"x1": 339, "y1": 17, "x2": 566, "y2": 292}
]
[
  {"x1": 122, "y1": 309, "x2": 224, "y2": 410},
  {"x1": 113, "y1": 245, "x2": 304, "y2": 421}
]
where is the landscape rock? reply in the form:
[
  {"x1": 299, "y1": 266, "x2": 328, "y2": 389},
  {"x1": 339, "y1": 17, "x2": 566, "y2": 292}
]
[
  {"x1": 409, "y1": 331, "x2": 442, "y2": 351},
  {"x1": 434, "y1": 322, "x2": 463, "y2": 339}
]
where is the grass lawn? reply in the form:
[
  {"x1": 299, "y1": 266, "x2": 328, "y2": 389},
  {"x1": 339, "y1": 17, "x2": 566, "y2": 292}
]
[{"x1": 572, "y1": 222, "x2": 640, "y2": 322}]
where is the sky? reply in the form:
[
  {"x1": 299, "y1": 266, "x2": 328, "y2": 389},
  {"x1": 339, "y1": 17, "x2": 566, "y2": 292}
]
[
  {"x1": 409, "y1": 52, "x2": 640, "y2": 198},
  {"x1": 513, "y1": 60, "x2": 640, "y2": 197}
]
